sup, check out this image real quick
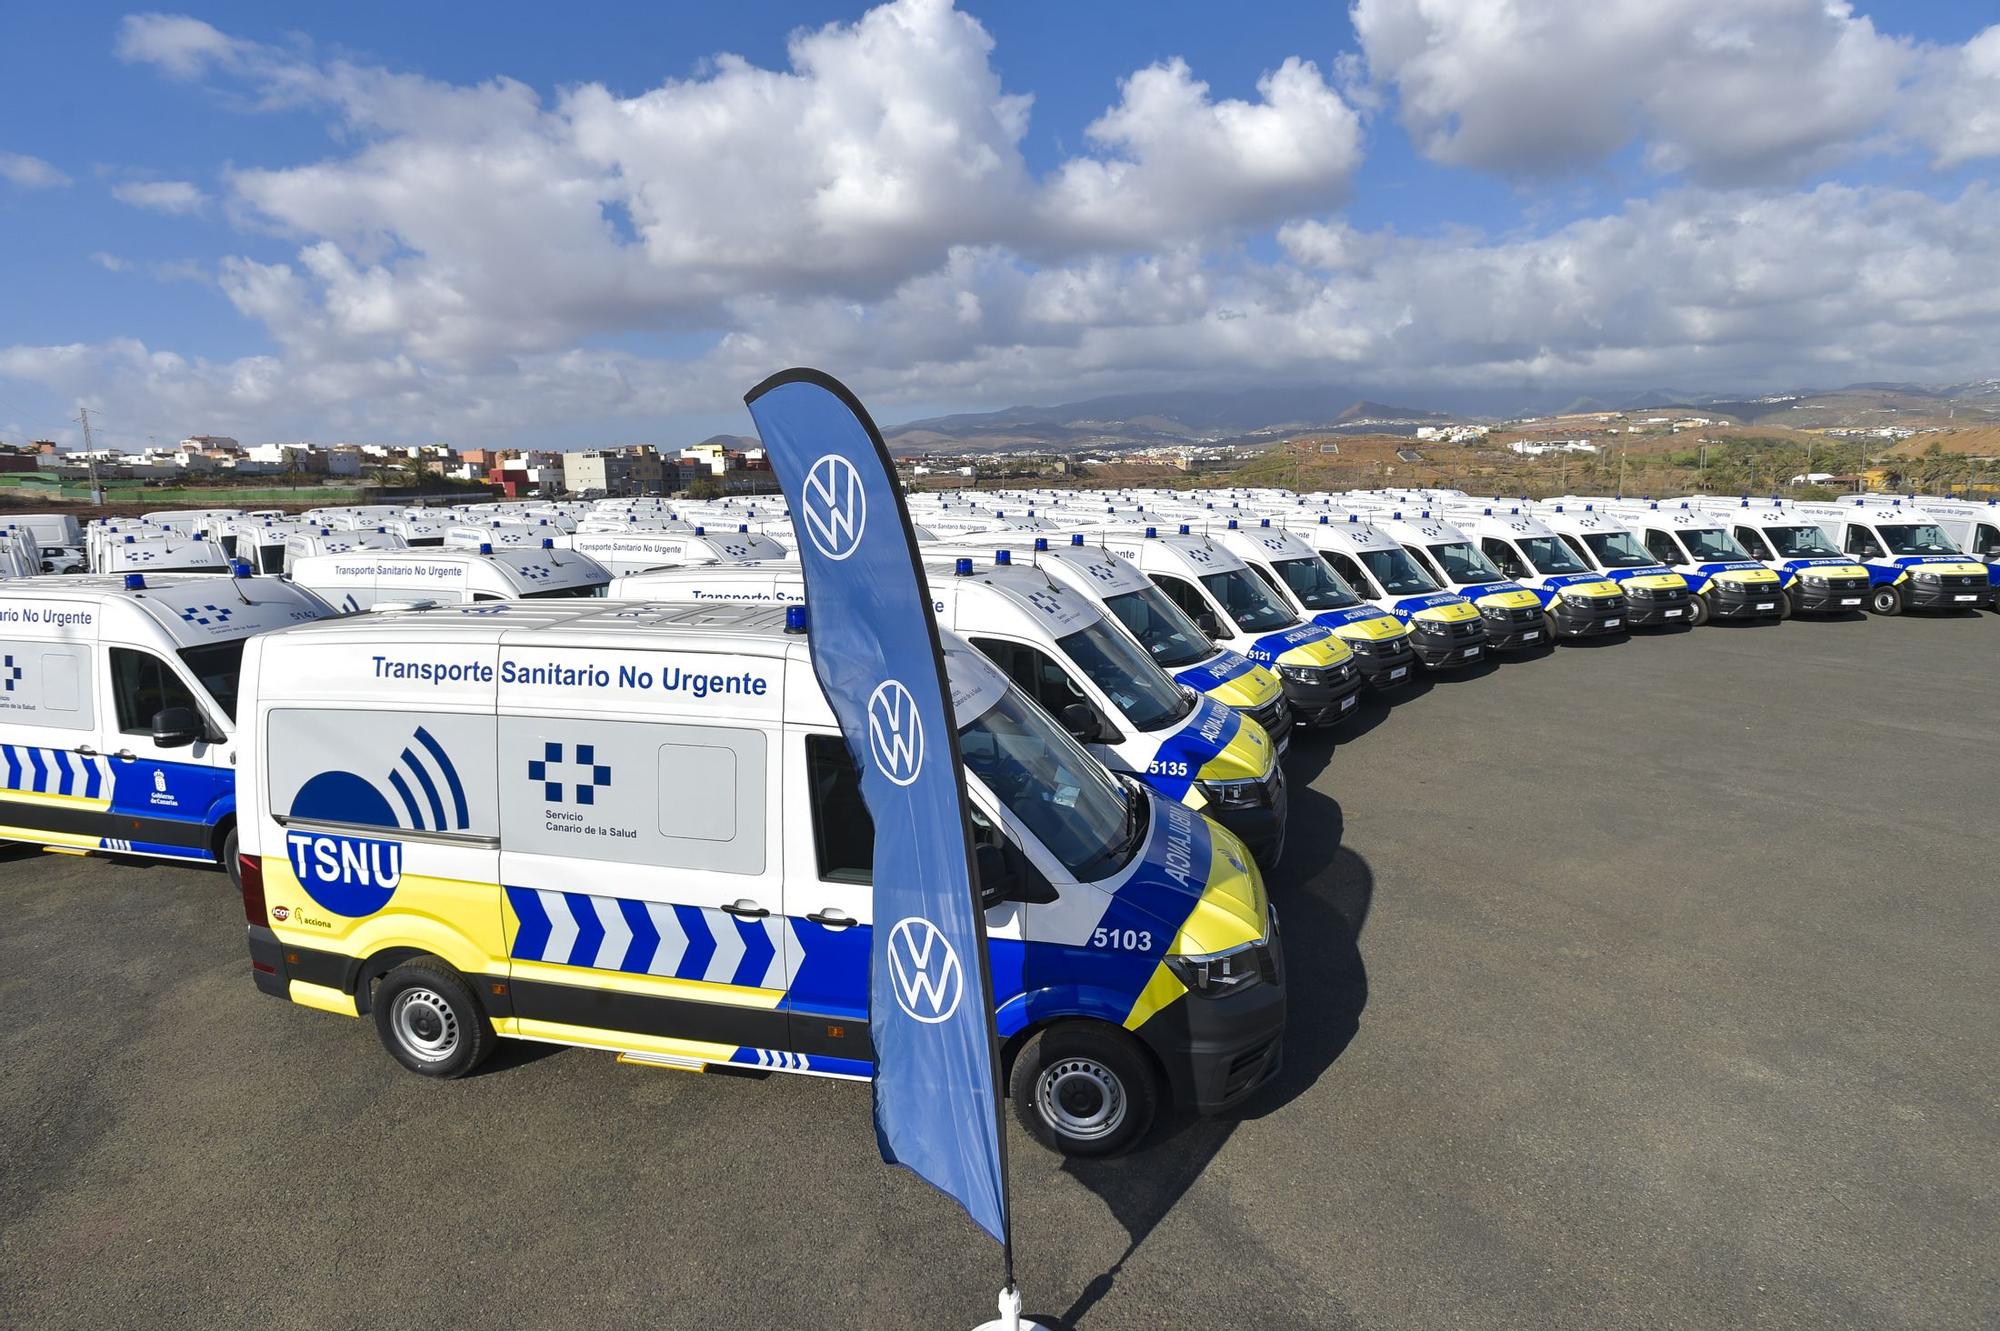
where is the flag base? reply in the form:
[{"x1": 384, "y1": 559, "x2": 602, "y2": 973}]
[{"x1": 972, "y1": 1285, "x2": 1049, "y2": 1331}]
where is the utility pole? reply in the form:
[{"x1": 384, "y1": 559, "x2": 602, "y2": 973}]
[{"x1": 77, "y1": 407, "x2": 104, "y2": 505}]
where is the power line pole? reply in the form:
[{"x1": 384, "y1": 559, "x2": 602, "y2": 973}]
[{"x1": 77, "y1": 407, "x2": 104, "y2": 505}]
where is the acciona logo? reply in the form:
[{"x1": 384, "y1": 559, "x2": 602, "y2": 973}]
[
  {"x1": 867, "y1": 679, "x2": 924, "y2": 786},
  {"x1": 886, "y1": 916, "x2": 964, "y2": 1023},
  {"x1": 801, "y1": 453, "x2": 866, "y2": 561}
]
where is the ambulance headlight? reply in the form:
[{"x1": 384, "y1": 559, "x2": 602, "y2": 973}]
[
  {"x1": 1800, "y1": 574, "x2": 1830, "y2": 587},
  {"x1": 1561, "y1": 591, "x2": 1593, "y2": 608},
  {"x1": 1276, "y1": 664, "x2": 1326, "y2": 685},
  {"x1": 1166, "y1": 942, "x2": 1265, "y2": 996},
  {"x1": 1415, "y1": 616, "x2": 1452, "y2": 635},
  {"x1": 1197, "y1": 777, "x2": 1267, "y2": 809},
  {"x1": 1913, "y1": 570, "x2": 1941, "y2": 585}
]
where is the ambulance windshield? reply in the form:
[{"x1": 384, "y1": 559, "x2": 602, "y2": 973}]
[
  {"x1": 1273, "y1": 556, "x2": 1360, "y2": 610},
  {"x1": 1102, "y1": 586, "x2": 1212, "y2": 669},
  {"x1": 959, "y1": 686, "x2": 1133, "y2": 881}
]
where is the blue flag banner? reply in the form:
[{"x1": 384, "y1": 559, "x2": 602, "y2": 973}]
[{"x1": 744, "y1": 368, "x2": 1011, "y2": 1247}]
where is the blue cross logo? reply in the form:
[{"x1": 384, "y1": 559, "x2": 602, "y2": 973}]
[
  {"x1": 180, "y1": 603, "x2": 235, "y2": 627},
  {"x1": 519, "y1": 564, "x2": 552, "y2": 581},
  {"x1": 1, "y1": 656, "x2": 19, "y2": 692},
  {"x1": 528, "y1": 742, "x2": 612, "y2": 805}
]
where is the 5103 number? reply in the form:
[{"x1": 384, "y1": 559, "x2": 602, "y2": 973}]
[{"x1": 1091, "y1": 927, "x2": 1153, "y2": 951}]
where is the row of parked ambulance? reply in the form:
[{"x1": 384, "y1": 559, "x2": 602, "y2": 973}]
[{"x1": 0, "y1": 484, "x2": 1990, "y2": 1155}]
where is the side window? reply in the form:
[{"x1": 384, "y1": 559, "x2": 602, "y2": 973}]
[
  {"x1": 1844, "y1": 526, "x2": 1883, "y2": 558},
  {"x1": 266, "y1": 709, "x2": 498, "y2": 836},
  {"x1": 1643, "y1": 529, "x2": 1682, "y2": 565},
  {"x1": 500, "y1": 717, "x2": 764, "y2": 873},
  {"x1": 1558, "y1": 533, "x2": 1592, "y2": 565},
  {"x1": 969, "y1": 637, "x2": 1110, "y2": 733},
  {"x1": 0, "y1": 640, "x2": 94, "y2": 731},
  {"x1": 1975, "y1": 524, "x2": 2000, "y2": 558},
  {"x1": 109, "y1": 647, "x2": 201, "y2": 736},
  {"x1": 1734, "y1": 527, "x2": 1774, "y2": 560},
  {"x1": 1150, "y1": 573, "x2": 1209, "y2": 623},
  {"x1": 805, "y1": 734, "x2": 1000, "y2": 887},
  {"x1": 472, "y1": 592, "x2": 507, "y2": 602},
  {"x1": 1481, "y1": 538, "x2": 1528, "y2": 578},
  {"x1": 806, "y1": 734, "x2": 873, "y2": 883},
  {"x1": 1324, "y1": 551, "x2": 1376, "y2": 597}
]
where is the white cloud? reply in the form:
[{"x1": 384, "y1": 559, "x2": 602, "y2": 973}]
[
  {"x1": 113, "y1": 13, "x2": 249, "y2": 79},
  {"x1": 112, "y1": 179, "x2": 209, "y2": 214},
  {"x1": 1348, "y1": 0, "x2": 1976, "y2": 184},
  {"x1": 0, "y1": 152, "x2": 71, "y2": 189},
  {"x1": 1910, "y1": 24, "x2": 2000, "y2": 168}
]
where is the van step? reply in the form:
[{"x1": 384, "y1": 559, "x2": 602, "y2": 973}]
[
  {"x1": 41, "y1": 846, "x2": 89, "y2": 857},
  {"x1": 615, "y1": 1051, "x2": 707, "y2": 1074}
]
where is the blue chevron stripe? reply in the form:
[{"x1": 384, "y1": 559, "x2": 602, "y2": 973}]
[
  {"x1": 674, "y1": 903, "x2": 715, "y2": 981},
  {"x1": 3, "y1": 746, "x2": 21, "y2": 789},
  {"x1": 26, "y1": 747, "x2": 47, "y2": 792},
  {"x1": 81, "y1": 758, "x2": 102, "y2": 800},
  {"x1": 53, "y1": 752, "x2": 74, "y2": 796},
  {"x1": 733, "y1": 917, "x2": 775, "y2": 987},
  {"x1": 564, "y1": 891, "x2": 605, "y2": 968},
  {"x1": 507, "y1": 886, "x2": 551, "y2": 961},
  {"x1": 618, "y1": 896, "x2": 659, "y2": 973}
]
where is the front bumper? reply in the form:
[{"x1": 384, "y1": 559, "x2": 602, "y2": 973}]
[
  {"x1": 1409, "y1": 619, "x2": 1489, "y2": 668},
  {"x1": 1207, "y1": 767, "x2": 1288, "y2": 868},
  {"x1": 1135, "y1": 928, "x2": 1287, "y2": 1115},
  {"x1": 1279, "y1": 669, "x2": 1364, "y2": 727},
  {"x1": 1551, "y1": 596, "x2": 1630, "y2": 637},
  {"x1": 1479, "y1": 604, "x2": 1548, "y2": 650},
  {"x1": 1790, "y1": 576, "x2": 1871, "y2": 613},
  {"x1": 1709, "y1": 583, "x2": 1784, "y2": 620},
  {"x1": 1621, "y1": 587, "x2": 1693, "y2": 624},
  {"x1": 1344, "y1": 635, "x2": 1420, "y2": 689},
  {"x1": 1906, "y1": 576, "x2": 1996, "y2": 610}
]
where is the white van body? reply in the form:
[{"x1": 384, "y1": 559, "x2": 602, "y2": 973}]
[
  {"x1": 289, "y1": 547, "x2": 610, "y2": 610},
  {"x1": 1437, "y1": 507, "x2": 1635, "y2": 641},
  {"x1": 10, "y1": 514, "x2": 85, "y2": 574},
  {"x1": 1781, "y1": 500, "x2": 1994, "y2": 613},
  {"x1": 1340, "y1": 508, "x2": 1576, "y2": 651},
  {"x1": 607, "y1": 560, "x2": 1290, "y2": 862},
  {"x1": 1201, "y1": 520, "x2": 1420, "y2": 688},
  {"x1": 1283, "y1": 512, "x2": 1489, "y2": 669},
  {"x1": 143, "y1": 509, "x2": 243, "y2": 538},
  {"x1": 1528, "y1": 504, "x2": 1695, "y2": 626},
  {"x1": 282, "y1": 529, "x2": 408, "y2": 574},
  {"x1": 0, "y1": 573, "x2": 332, "y2": 870},
  {"x1": 218, "y1": 519, "x2": 313, "y2": 575},
  {"x1": 0, "y1": 527, "x2": 42, "y2": 579},
  {"x1": 1063, "y1": 526, "x2": 1364, "y2": 725},
  {"x1": 917, "y1": 534, "x2": 1295, "y2": 744},
  {"x1": 96, "y1": 533, "x2": 232, "y2": 577},
  {"x1": 1585, "y1": 500, "x2": 1786, "y2": 624},
  {"x1": 565, "y1": 529, "x2": 789, "y2": 576},
  {"x1": 1683, "y1": 499, "x2": 1875, "y2": 615},
  {"x1": 1878, "y1": 499, "x2": 2000, "y2": 592}
]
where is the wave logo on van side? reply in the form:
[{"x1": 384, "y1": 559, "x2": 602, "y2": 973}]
[
  {"x1": 284, "y1": 725, "x2": 469, "y2": 916},
  {"x1": 801, "y1": 453, "x2": 866, "y2": 561}
]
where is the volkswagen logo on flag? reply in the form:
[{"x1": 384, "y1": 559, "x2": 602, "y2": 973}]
[
  {"x1": 867, "y1": 679, "x2": 924, "y2": 786},
  {"x1": 801, "y1": 453, "x2": 867, "y2": 561},
  {"x1": 886, "y1": 916, "x2": 963, "y2": 1023}
]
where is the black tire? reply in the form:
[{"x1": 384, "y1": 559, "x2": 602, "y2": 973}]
[
  {"x1": 1008, "y1": 1022, "x2": 1159, "y2": 1157},
  {"x1": 372, "y1": 957, "x2": 494, "y2": 1079},
  {"x1": 1541, "y1": 611, "x2": 1559, "y2": 642},
  {"x1": 223, "y1": 826, "x2": 240, "y2": 891},
  {"x1": 1870, "y1": 584, "x2": 1903, "y2": 617},
  {"x1": 1777, "y1": 591, "x2": 1793, "y2": 618},
  {"x1": 1687, "y1": 592, "x2": 1712, "y2": 626}
]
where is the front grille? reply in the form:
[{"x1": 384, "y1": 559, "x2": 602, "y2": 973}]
[
  {"x1": 1451, "y1": 620, "x2": 1482, "y2": 638},
  {"x1": 1250, "y1": 698, "x2": 1291, "y2": 743},
  {"x1": 1511, "y1": 606, "x2": 1540, "y2": 622},
  {"x1": 1224, "y1": 1037, "x2": 1280, "y2": 1095}
]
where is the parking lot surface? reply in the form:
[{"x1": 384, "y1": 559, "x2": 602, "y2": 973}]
[{"x1": 2, "y1": 612, "x2": 1995, "y2": 1330}]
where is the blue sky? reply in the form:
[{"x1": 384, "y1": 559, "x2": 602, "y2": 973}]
[{"x1": 2, "y1": 1, "x2": 1997, "y2": 450}]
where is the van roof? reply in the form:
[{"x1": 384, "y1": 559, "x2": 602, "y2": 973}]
[{"x1": 0, "y1": 572, "x2": 329, "y2": 646}]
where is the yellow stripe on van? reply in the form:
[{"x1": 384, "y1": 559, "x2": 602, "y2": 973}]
[
  {"x1": 1275, "y1": 637, "x2": 1351, "y2": 669},
  {"x1": 1414, "y1": 601, "x2": 1481, "y2": 625},
  {"x1": 0, "y1": 789, "x2": 113, "y2": 813},
  {"x1": 1564, "y1": 579, "x2": 1624, "y2": 599},
  {"x1": 263, "y1": 857, "x2": 511, "y2": 983},
  {"x1": 1128, "y1": 822, "x2": 1270, "y2": 1030},
  {"x1": 1332, "y1": 617, "x2": 1409, "y2": 643},
  {"x1": 507, "y1": 959, "x2": 785, "y2": 1009},
  {"x1": 0, "y1": 824, "x2": 104, "y2": 849},
  {"x1": 1625, "y1": 573, "x2": 1688, "y2": 592},
  {"x1": 1475, "y1": 588, "x2": 1543, "y2": 611},
  {"x1": 1202, "y1": 665, "x2": 1282, "y2": 711},
  {"x1": 501, "y1": 1019, "x2": 744, "y2": 1064},
  {"x1": 288, "y1": 979, "x2": 359, "y2": 1017}
]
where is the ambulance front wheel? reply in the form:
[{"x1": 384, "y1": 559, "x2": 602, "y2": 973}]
[
  {"x1": 1778, "y1": 591, "x2": 1794, "y2": 619},
  {"x1": 373, "y1": 957, "x2": 495, "y2": 1079},
  {"x1": 1870, "y1": 585, "x2": 1903, "y2": 616},
  {"x1": 1009, "y1": 1023, "x2": 1159, "y2": 1157},
  {"x1": 222, "y1": 826, "x2": 240, "y2": 891},
  {"x1": 1687, "y1": 593, "x2": 1712, "y2": 627}
]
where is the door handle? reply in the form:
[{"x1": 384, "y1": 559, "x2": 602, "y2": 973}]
[
  {"x1": 720, "y1": 899, "x2": 770, "y2": 919},
  {"x1": 806, "y1": 908, "x2": 857, "y2": 929},
  {"x1": 73, "y1": 745, "x2": 98, "y2": 757},
  {"x1": 114, "y1": 749, "x2": 137, "y2": 762}
]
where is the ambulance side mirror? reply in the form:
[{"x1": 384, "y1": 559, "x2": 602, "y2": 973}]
[
  {"x1": 1058, "y1": 703, "x2": 1107, "y2": 744},
  {"x1": 979, "y1": 842, "x2": 1056, "y2": 909},
  {"x1": 151, "y1": 706, "x2": 204, "y2": 749},
  {"x1": 1194, "y1": 609, "x2": 1222, "y2": 636}
]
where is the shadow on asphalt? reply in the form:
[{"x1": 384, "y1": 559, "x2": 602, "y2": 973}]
[{"x1": 1045, "y1": 735, "x2": 1371, "y2": 1330}]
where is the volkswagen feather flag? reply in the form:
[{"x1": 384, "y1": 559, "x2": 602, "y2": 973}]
[{"x1": 744, "y1": 369, "x2": 1011, "y2": 1248}]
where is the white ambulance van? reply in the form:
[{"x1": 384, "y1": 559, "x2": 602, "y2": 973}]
[
  {"x1": 1074, "y1": 526, "x2": 1364, "y2": 726},
  {"x1": 563, "y1": 528, "x2": 789, "y2": 577},
  {"x1": 1352, "y1": 509, "x2": 1565, "y2": 651},
  {"x1": 1204, "y1": 519, "x2": 1420, "y2": 689},
  {"x1": 217, "y1": 519, "x2": 311, "y2": 575},
  {"x1": 282, "y1": 528, "x2": 408, "y2": 573},
  {"x1": 236, "y1": 603, "x2": 1283, "y2": 1156},
  {"x1": 12, "y1": 514, "x2": 85, "y2": 574},
  {"x1": 1591, "y1": 501, "x2": 1786, "y2": 624},
  {"x1": 288, "y1": 546, "x2": 610, "y2": 610},
  {"x1": 1287, "y1": 512, "x2": 1489, "y2": 669},
  {"x1": 1532, "y1": 504, "x2": 1694, "y2": 626},
  {"x1": 1438, "y1": 507, "x2": 1632, "y2": 641},
  {"x1": 918, "y1": 534, "x2": 1294, "y2": 747},
  {"x1": 0, "y1": 573, "x2": 331, "y2": 880},
  {"x1": 1783, "y1": 500, "x2": 1994, "y2": 614},
  {"x1": 609, "y1": 560, "x2": 1290, "y2": 864},
  {"x1": 1686, "y1": 499, "x2": 1874, "y2": 616},
  {"x1": 95, "y1": 533, "x2": 232, "y2": 577}
]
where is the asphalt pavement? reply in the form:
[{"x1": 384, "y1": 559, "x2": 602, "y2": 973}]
[{"x1": 2, "y1": 610, "x2": 1995, "y2": 1330}]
